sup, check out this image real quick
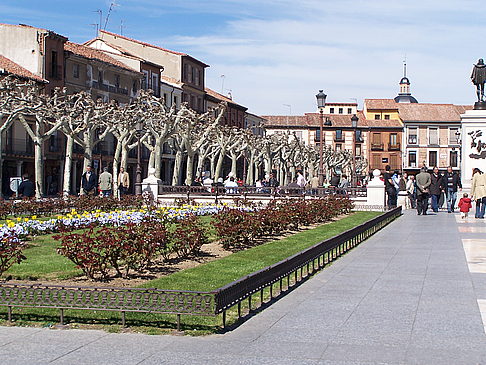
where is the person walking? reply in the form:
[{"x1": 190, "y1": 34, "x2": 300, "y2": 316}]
[
  {"x1": 99, "y1": 167, "x2": 113, "y2": 197},
  {"x1": 397, "y1": 172, "x2": 408, "y2": 209},
  {"x1": 406, "y1": 175, "x2": 417, "y2": 209},
  {"x1": 458, "y1": 193, "x2": 472, "y2": 219},
  {"x1": 118, "y1": 167, "x2": 130, "y2": 196},
  {"x1": 429, "y1": 167, "x2": 444, "y2": 213},
  {"x1": 442, "y1": 166, "x2": 462, "y2": 213},
  {"x1": 416, "y1": 166, "x2": 431, "y2": 215},
  {"x1": 384, "y1": 165, "x2": 397, "y2": 209},
  {"x1": 471, "y1": 168, "x2": 486, "y2": 219},
  {"x1": 296, "y1": 171, "x2": 306, "y2": 188},
  {"x1": 81, "y1": 165, "x2": 98, "y2": 196},
  {"x1": 18, "y1": 174, "x2": 35, "y2": 198}
]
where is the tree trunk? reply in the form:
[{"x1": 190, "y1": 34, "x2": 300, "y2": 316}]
[
  {"x1": 231, "y1": 155, "x2": 238, "y2": 178},
  {"x1": 185, "y1": 152, "x2": 195, "y2": 186},
  {"x1": 172, "y1": 150, "x2": 183, "y2": 186},
  {"x1": 62, "y1": 135, "x2": 74, "y2": 196},
  {"x1": 214, "y1": 150, "x2": 226, "y2": 181},
  {"x1": 154, "y1": 140, "x2": 162, "y2": 179},
  {"x1": 34, "y1": 138, "x2": 44, "y2": 199}
]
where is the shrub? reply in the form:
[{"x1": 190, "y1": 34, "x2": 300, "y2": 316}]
[
  {"x1": 171, "y1": 215, "x2": 208, "y2": 257},
  {"x1": 0, "y1": 235, "x2": 26, "y2": 276},
  {"x1": 213, "y1": 208, "x2": 259, "y2": 248}
]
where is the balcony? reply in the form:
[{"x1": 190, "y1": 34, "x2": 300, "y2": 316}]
[
  {"x1": 92, "y1": 81, "x2": 129, "y2": 95},
  {"x1": 371, "y1": 142, "x2": 384, "y2": 150},
  {"x1": 388, "y1": 142, "x2": 401, "y2": 151},
  {"x1": 4, "y1": 138, "x2": 34, "y2": 156}
]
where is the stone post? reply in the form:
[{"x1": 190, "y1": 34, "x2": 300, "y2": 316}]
[{"x1": 366, "y1": 169, "x2": 385, "y2": 210}]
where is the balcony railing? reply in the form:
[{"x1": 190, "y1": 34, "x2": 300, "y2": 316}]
[
  {"x1": 388, "y1": 143, "x2": 401, "y2": 151},
  {"x1": 371, "y1": 142, "x2": 384, "y2": 150},
  {"x1": 92, "y1": 81, "x2": 129, "y2": 95},
  {"x1": 4, "y1": 138, "x2": 34, "y2": 156}
]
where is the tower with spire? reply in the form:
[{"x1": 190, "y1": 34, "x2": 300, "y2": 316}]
[{"x1": 394, "y1": 60, "x2": 418, "y2": 103}]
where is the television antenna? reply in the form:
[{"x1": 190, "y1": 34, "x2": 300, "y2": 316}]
[{"x1": 103, "y1": 1, "x2": 119, "y2": 30}]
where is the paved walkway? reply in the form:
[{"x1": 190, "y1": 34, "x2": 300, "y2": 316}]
[{"x1": 1, "y1": 210, "x2": 486, "y2": 364}]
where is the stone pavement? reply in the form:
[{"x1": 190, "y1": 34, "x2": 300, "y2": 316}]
[{"x1": 1, "y1": 210, "x2": 486, "y2": 365}]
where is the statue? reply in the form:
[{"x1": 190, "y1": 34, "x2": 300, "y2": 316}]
[{"x1": 471, "y1": 58, "x2": 486, "y2": 104}]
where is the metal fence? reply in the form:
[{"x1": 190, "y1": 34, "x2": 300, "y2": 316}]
[
  {"x1": 158, "y1": 185, "x2": 367, "y2": 199},
  {"x1": 0, "y1": 207, "x2": 400, "y2": 330}
]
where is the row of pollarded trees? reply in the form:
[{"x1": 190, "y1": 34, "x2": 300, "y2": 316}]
[{"x1": 0, "y1": 76, "x2": 362, "y2": 198}]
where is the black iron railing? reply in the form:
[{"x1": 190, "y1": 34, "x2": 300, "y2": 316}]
[
  {"x1": 0, "y1": 207, "x2": 400, "y2": 330},
  {"x1": 213, "y1": 206, "x2": 401, "y2": 326},
  {"x1": 158, "y1": 185, "x2": 367, "y2": 199}
]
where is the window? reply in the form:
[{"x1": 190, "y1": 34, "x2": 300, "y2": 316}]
[
  {"x1": 329, "y1": 108, "x2": 335, "y2": 114},
  {"x1": 132, "y1": 80, "x2": 138, "y2": 94},
  {"x1": 164, "y1": 93, "x2": 169, "y2": 106},
  {"x1": 390, "y1": 133, "x2": 398, "y2": 145},
  {"x1": 390, "y1": 155, "x2": 399, "y2": 169},
  {"x1": 347, "y1": 108, "x2": 352, "y2": 114},
  {"x1": 198, "y1": 70, "x2": 202, "y2": 86},
  {"x1": 384, "y1": 114, "x2": 390, "y2": 120},
  {"x1": 355, "y1": 129, "x2": 363, "y2": 142},
  {"x1": 450, "y1": 151, "x2": 458, "y2": 167},
  {"x1": 429, "y1": 151, "x2": 438, "y2": 167},
  {"x1": 355, "y1": 144, "x2": 362, "y2": 156},
  {"x1": 174, "y1": 95, "x2": 178, "y2": 107},
  {"x1": 335, "y1": 144, "x2": 342, "y2": 151},
  {"x1": 408, "y1": 127, "x2": 418, "y2": 144},
  {"x1": 50, "y1": 50, "x2": 58, "y2": 78},
  {"x1": 335, "y1": 129, "x2": 343, "y2": 141},
  {"x1": 408, "y1": 151, "x2": 417, "y2": 167},
  {"x1": 429, "y1": 127, "x2": 439, "y2": 145},
  {"x1": 338, "y1": 108, "x2": 343, "y2": 114},
  {"x1": 152, "y1": 73, "x2": 159, "y2": 96},
  {"x1": 73, "y1": 63, "x2": 79, "y2": 78},
  {"x1": 374, "y1": 114, "x2": 381, "y2": 120},
  {"x1": 372, "y1": 132, "x2": 381, "y2": 144},
  {"x1": 449, "y1": 127, "x2": 459, "y2": 144},
  {"x1": 98, "y1": 70, "x2": 103, "y2": 84},
  {"x1": 194, "y1": 68, "x2": 199, "y2": 86},
  {"x1": 315, "y1": 129, "x2": 322, "y2": 142},
  {"x1": 294, "y1": 131, "x2": 303, "y2": 141},
  {"x1": 115, "y1": 74, "x2": 120, "y2": 88},
  {"x1": 187, "y1": 65, "x2": 192, "y2": 83}
]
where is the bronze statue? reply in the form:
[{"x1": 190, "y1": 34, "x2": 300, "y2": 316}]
[{"x1": 471, "y1": 58, "x2": 486, "y2": 102}]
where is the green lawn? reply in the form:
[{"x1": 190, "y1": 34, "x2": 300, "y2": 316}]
[{"x1": 0, "y1": 211, "x2": 383, "y2": 334}]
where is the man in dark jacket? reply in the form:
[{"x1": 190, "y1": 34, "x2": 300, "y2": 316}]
[
  {"x1": 442, "y1": 166, "x2": 462, "y2": 213},
  {"x1": 416, "y1": 167, "x2": 431, "y2": 215},
  {"x1": 81, "y1": 165, "x2": 98, "y2": 196},
  {"x1": 429, "y1": 166, "x2": 444, "y2": 213},
  {"x1": 383, "y1": 165, "x2": 397, "y2": 209},
  {"x1": 18, "y1": 174, "x2": 35, "y2": 198}
]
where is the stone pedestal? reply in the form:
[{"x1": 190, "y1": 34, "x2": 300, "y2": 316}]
[
  {"x1": 366, "y1": 169, "x2": 385, "y2": 209},
  {"x1": 142, "y1": 168, "x2": 161, "y2": 199},
  {"x1": 460, "y1": 109, "x2": 486, "y2": 190}
]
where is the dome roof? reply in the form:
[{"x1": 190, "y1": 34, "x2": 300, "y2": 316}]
[
  {"x1": 394, "y1": 94, "x2": 418, "y2": 103},
  {"x1": 400, "y1": 77, "x2": 410, "y2": 85}
]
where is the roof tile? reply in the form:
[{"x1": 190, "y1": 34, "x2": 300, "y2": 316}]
[{"x1": 0, "y1": 54, "x2": 47, "y2": 83}]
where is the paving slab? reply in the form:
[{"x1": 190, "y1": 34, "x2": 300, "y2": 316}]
[{"x1": 1, "y1": 209, "x2": 485, "y2": 364}]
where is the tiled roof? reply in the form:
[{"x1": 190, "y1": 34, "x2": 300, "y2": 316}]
[
  {"x1": 64, "y1": 42, "x2": 141, "y2": 74},
  {"x1": 205, "y1": 87, "x2": 247, "y2": 110},
  {"x1": 99, "y1": 30, "x2": 209, "y2": 67},
  {"x1": 0, "y1": 54, "x2": 47, "y2": 83},
  {"x1": 398, "y1": 103, "x2": 473, "y2": 122},
  {"x1": 161, "y1": 76, "x2": 183, "y2": 88},
  {"x1": 263, "y1": 111, "x2": 402, "y2": 129},
  {"x1": 365, "y1": 99, "x2": 399, "y2": 110}
]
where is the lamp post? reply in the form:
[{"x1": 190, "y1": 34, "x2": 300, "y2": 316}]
[
  {"x1": 316, "y1": 90, "x2": 327, "y2": 186},
  {"x1": 135, "y1": 121, "x2": 143, "y2": 195},
  {"x1": 351, "y1": 114, "x2": 359, "y2": 186}
]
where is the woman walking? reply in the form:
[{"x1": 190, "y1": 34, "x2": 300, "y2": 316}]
[{"x1": 471, "y1": 168, "x2": 486, "y2": 219}]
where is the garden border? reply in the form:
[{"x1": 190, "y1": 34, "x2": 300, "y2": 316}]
[{"x1": 0, "y1": 207, "x2": 401, "y2": 331}]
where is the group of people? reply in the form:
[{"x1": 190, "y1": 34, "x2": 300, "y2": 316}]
[
  {"x1": 80, "y1": 166, "x2": 130, "y2": 197},
  {"x1": 384, "y1": 164, "x2": 486, "y2": 218}
]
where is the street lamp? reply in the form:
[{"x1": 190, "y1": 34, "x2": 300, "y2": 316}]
[
  {"x1": 351, "y1": 114, "x2": 359, "y2": 186},
  {"x1": 316, "y1": 90, "x2": 327, "y2": 185},
  {"x1": 135, "y1": 121, "x2": 144, "y2": 195}
]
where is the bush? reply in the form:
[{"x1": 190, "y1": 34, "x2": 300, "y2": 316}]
[
  {"x1": 213, "y1": 208, "x2": 259, "y2": 248},
  {"x1": 171, "y1": 215, "x2": 209, "y2": 257},
  {"x1": 0, "y1": 235, "x2": 26, "y2": 276}
]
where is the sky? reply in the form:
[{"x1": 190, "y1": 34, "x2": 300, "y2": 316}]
[{"x1": 1, "y1": 0, "x2": 485, "y2": 115}]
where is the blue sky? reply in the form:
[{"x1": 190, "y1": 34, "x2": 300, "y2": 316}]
[{"x1": 1, "y1": 0, "x2": 485, "y2": 115}]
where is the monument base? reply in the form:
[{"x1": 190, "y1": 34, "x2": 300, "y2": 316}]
[
  {"x1": 474, "y1": 101, "x2": 486, "y2": 110},
  {"x1": 460, "y1": 108, "x2": 486, "y2": 190}
]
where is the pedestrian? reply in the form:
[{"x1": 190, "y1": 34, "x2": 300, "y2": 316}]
[
  {"x1": 118, "y1": 167, "x2": 130, "y2": 196},
  {"x1": 18, "y1": 173, "x2": 35, "y2": 198},
  {"x1": 397, "y1": 172, "x2": 408, "y2": 209},
  {"x1": 224, "y1": 176, "x2": 238, "y2": 194},
  {"x1": 339, "y1": 174, "x2": 350, "y2": 188},
  {"x1": 415, "y1": 166, "x2": 431, "y2": 215},
  {"x1": 458, "y1": 193, "x2": 472, "y2": 219},
  {"x1": 442, "y1": 166, "x2": 462, "y2": 213},
  {"x1": 429, "y1": 167, "x2": 444, "y2": 213},
  {"x1": 99, "y1": 167, "x2": 113, "y2": 197},
  {"x1": 296, "y1": 171, "x2": 306, "y2": 188},
  {"x1": 471, "y1": 168, "x2": 486, "y2": 219},
  {"x1": 406, "y1": 175, "x2": 417, "y2": 209},
  {"x1": 330, "y1": 174, "x2": 340, "y2": 188},
  {"x1": 310, "y1": 175, "x2": 319, "y2": 195},
  {"x1": 268, "y1": 173, "x2": 279, "y2": 187},
  {"x1": 81, "y1": 165, "x2": 98, "y2": 196},
  {"x1": 383, "y1": 165, "x2": 397, "y2": 209}
]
